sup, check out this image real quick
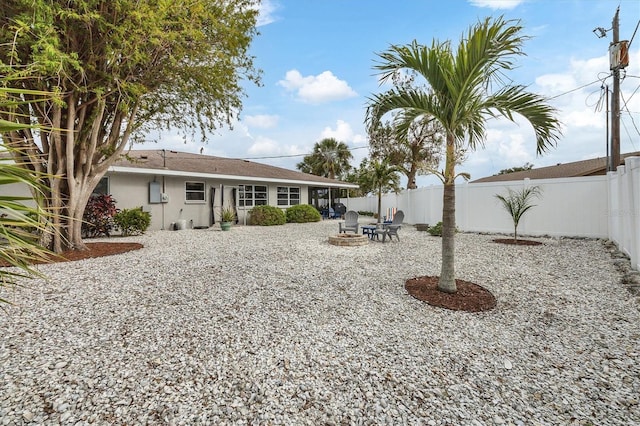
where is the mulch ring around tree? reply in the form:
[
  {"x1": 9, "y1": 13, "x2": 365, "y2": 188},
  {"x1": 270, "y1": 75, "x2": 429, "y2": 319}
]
[
  {"x1": 405, "y1": 276, "x2": 497, "y2": 313},
  {"x1": 0, "y1": 242, "x2": 143, "y2": 266},
  {"x1": 493, "y1": 238, "x2": 543, "y2": 246}
]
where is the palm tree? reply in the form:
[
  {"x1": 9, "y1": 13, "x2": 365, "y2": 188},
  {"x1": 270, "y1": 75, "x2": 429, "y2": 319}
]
[
  {"x1": 366, "y1": 17, "x2": 561, "y2": 293},
  {"x1": 297, "y1": 138, "x2": 353, "y2": 209},
  {"x1": 297, "y1": 138, "x2": 353, "y2": 180},
  {"x1": 359, "y1": 159, "x2": 401, "y2": 222},
  {"x1": 1, "y1": 88, "x2": 57, "y2": 303},
  {"x1": 495, "y1": 185, "x2": 542, "y2": 242}
]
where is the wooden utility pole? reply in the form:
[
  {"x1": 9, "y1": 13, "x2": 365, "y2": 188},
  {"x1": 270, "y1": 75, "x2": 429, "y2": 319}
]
[{"x1": 610, "y1": 7, "x2": 621, "y2": 172}]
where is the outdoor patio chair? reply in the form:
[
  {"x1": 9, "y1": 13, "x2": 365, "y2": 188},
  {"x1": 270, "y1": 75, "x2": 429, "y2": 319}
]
[
  {"x1": 339, "y1": 210, "x2": 359, "y2": 234},
  {"x1": 375, "y1": 210, "x2": 404, "y2": 242}
]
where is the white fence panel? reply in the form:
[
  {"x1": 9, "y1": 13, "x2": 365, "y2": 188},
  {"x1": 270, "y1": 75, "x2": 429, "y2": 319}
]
[
  {"x1": 346, "y1": 158, "x2": 639, "y2": 269},
  {"x1": 609, "y1": 156, "x2": 640, "y2": 270},
  {"x1": 347, "y1": 176, "x2": 609, "y2": 238}
]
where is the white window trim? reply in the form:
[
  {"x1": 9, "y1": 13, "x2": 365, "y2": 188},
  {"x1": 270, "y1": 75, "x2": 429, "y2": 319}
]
[
  {"x1": 239, "y1": 184, "x2": 268, "y2": 207},
  {"x1": 277, "y1": 186, "x2": 300, "y2": 207},
  {"x1": 185, "y1": 181, "x2": 206, "y2": 204}
]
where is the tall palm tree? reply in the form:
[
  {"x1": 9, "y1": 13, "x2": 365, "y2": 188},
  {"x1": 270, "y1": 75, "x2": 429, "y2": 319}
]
[
  {"x1": 297, "y1": 138, "x2": 353, "y2": 180},
  {"x1": 366, "y1": 17, "x2": 561, "y2": 293},
  {"x1": 359, "y1": 159, "x2": 401, "y2": 222}
]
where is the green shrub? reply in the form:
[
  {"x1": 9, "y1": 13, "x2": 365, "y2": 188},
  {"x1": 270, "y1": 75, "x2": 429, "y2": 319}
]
[
  {"x1": 114, "y1": 207, "x2": 151, "y2": 236},
  {"x1": 428, "y1": 221, "x2": 443, "y2": 236},
  {"x1": 358, "y1": 211, "x2": 375, "y2": 217},
  {"x1": 248, "y1": 205, "x2": 286, "y2": 226},
  {"x1": 427, "y1": 221, "x2": 459, "y2": 236},
  {"x1": 286, "y1": 204, "x2": 322, "y2": 223}
]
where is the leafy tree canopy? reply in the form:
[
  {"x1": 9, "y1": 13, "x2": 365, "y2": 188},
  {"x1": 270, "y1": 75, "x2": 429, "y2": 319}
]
[
  {"x1": 496, "y1": 162, "x2": 534, "y2": 175},
  {"x1": 0, "y1": 0, "x2": 261, "y2": 252},
  {"x1": 368, "y1": 113, "x2": 443, "y2": 189}
]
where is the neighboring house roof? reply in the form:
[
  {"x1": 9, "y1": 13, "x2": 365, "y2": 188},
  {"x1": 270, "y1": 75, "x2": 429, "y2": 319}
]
[
  {"x1": 471, "y1": 151, "x2": 640, "y2": 183},
  {"x1": 109, "y1": 149, "x2": 358, "y2": 188}
]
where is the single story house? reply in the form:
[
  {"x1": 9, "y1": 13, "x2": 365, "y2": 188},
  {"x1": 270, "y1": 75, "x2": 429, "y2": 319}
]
[
  {"x1": 101, "y1": 149, "x2": 358, "y2": 230},
  {"x1": 471, "y1": 151, "x2": 640, "y2": 183}
]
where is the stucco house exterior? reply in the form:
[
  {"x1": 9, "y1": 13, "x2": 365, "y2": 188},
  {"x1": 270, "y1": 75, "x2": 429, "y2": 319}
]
[{"x1": 100, "y1": 149, "x2": 358, "y2": 230}]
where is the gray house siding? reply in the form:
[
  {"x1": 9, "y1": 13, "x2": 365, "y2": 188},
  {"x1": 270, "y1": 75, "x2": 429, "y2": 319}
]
[{"x1": 106, "y1": 172, "x2": 312, "y2": 230}]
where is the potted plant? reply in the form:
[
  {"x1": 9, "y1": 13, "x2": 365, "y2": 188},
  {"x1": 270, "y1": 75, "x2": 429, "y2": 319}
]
[{"x1": 220, "y1": 206, "x2": 236, "y2": 231}]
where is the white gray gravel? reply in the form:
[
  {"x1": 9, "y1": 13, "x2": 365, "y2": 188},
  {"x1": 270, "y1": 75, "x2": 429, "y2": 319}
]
[{"x1": 1, "y1": 220, "x2": 639, "y2": 425}]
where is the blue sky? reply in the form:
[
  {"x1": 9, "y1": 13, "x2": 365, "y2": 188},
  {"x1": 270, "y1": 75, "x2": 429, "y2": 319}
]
[{"x1": 147, "y1": 0, "x2": 640, "y2": 186}]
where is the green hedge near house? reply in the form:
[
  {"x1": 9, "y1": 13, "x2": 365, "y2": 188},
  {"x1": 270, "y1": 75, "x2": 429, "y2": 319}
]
[
  {"x1": 248, "y1": 205, "x2": 286, "y2": 226},
  {"x1": 286, "y1": 205, "x2": 322, "y2": 223},
  {"x1": 114, "y1": 207, "x2": 151, "y2": 236}
]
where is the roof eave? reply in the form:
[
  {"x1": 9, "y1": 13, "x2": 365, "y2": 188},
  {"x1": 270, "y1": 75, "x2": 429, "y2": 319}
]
[{"x1": 108, "y1": 165, "x2": 359, "y2": 189}]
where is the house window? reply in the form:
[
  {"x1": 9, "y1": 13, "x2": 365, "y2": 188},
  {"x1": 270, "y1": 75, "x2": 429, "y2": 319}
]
[
  {"x1": 185, "y1": 181, "x2": 205, "y2": 203},
  {"x1": 239, "y1": 185, "x2": 267, "y2": 207},
  {"x1": 277, "y1": 186, "x2": 300, "y2": 206},
  {"x1": 93, "y1": 177, "x2": 109, "y2": 195}
]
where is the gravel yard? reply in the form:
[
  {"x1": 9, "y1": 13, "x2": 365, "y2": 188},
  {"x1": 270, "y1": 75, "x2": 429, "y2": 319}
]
[{"x1": 1, "y1": 220, "x2": 639, "y2": 425}]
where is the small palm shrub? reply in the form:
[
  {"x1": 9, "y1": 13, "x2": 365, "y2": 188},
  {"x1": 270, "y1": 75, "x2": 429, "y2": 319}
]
[
  {"x1": 220, "y1": 206, "x2": 236, "y2": 223},
  {"x1": 82, "y1": 194, "x2": 118, "y2": 238},
  {"x1": 114, "y1": 207, "x2": 151, "y2": 236},
  {"x1": 248, "y1": 205, "x2": 286, "y2": 226},
  {"x1": 495, "y1": 186, "x2": 542, "y2": 242},
  {"x1": 286, "y1": 204, "x2": 321, "y2": 223}
]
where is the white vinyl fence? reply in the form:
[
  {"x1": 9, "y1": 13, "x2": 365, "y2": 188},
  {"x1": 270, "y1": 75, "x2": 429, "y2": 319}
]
[{"x1": 345, "y1": 156, "x2": 640, "y2": 271}]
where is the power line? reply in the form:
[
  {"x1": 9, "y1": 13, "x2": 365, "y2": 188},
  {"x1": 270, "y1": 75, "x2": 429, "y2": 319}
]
[
  {"x1": 620, "y1": 90, "x2": 640, "y2": 140},
  {"x1": 238, "y1": 145, "x2": 369, "y2": 161},
  {"x1": 548, "y1": 78, "x2": 605, "y2": 100},
  {"x1": 628, "y1": 19, "x2": 639, "y2": 49}
]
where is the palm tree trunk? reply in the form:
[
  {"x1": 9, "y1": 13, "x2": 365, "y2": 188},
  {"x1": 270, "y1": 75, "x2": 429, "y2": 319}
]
[
  {"x1": 514, "y1": 224, "x2": 518, "y2": 243},
  {"x1": 407, "y1": 164, "x2": 418, "y2": 190},
  {"x1": 377, "y1": 185, "x2": 382, "y2": 223},
  {"x1": 438, "y1": 135, "x2": 457, "y2": 293}
]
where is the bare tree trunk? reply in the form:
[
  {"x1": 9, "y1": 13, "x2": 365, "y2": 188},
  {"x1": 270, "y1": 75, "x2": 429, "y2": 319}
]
[
  {"x1": 438, "y1": 135, "x2": 457, "y2": 293},
  {"x1": 514, "y1": 224, "x2": 518, "y2": 243},
  {"x1": 3, "y1": 88, "x2": 136, "y2": 253}
]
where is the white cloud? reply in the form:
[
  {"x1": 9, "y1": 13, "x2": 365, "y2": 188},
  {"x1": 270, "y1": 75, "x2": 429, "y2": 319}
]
[
  {"x1": 468, "y1": 0, "x2": 524, "y2": 10},
  {"x1": 255, "y1": 0, "x2": 279, "y2": 27},
  {"x1": 247, "y1": 136, "x2": 280, "y2": 155},
  {"x1": 243, "y1": 114, "x2": 279, "y2": 129},
  {"x1": 535, "y1": 74, "x2": 577, "y2": 94},
  {"x1": 476, "y1": 126, "x2": 532, "y2": 167},
  {"x1": 247, "y1": 136, "x2": 305, "y2": 158},
  {"x1": 319, "y1": 120, "x2": 366, "y2": 144},
  {"x1": 278, "y1": 70, "x2": 358, "y2": 104}
]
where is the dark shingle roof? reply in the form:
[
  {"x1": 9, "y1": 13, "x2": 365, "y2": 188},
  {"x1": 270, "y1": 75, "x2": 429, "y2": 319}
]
[
  {"x1": 471, "y1": 151, "x2": 640, "y2": 183},
  {"x1": 110, "y1": 149, "x2": 357, "y2": 187}
]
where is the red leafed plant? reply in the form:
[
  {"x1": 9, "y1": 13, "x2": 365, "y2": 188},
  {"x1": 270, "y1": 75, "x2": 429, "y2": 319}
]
[{"x1": 82, "y1": 194, "x2": 119, "y2": 238}]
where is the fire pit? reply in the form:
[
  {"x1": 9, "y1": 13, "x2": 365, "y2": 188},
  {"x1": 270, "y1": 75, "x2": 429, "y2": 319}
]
[{"x1": 328, "y1": 233, "x2": 368, "y2": 247}]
